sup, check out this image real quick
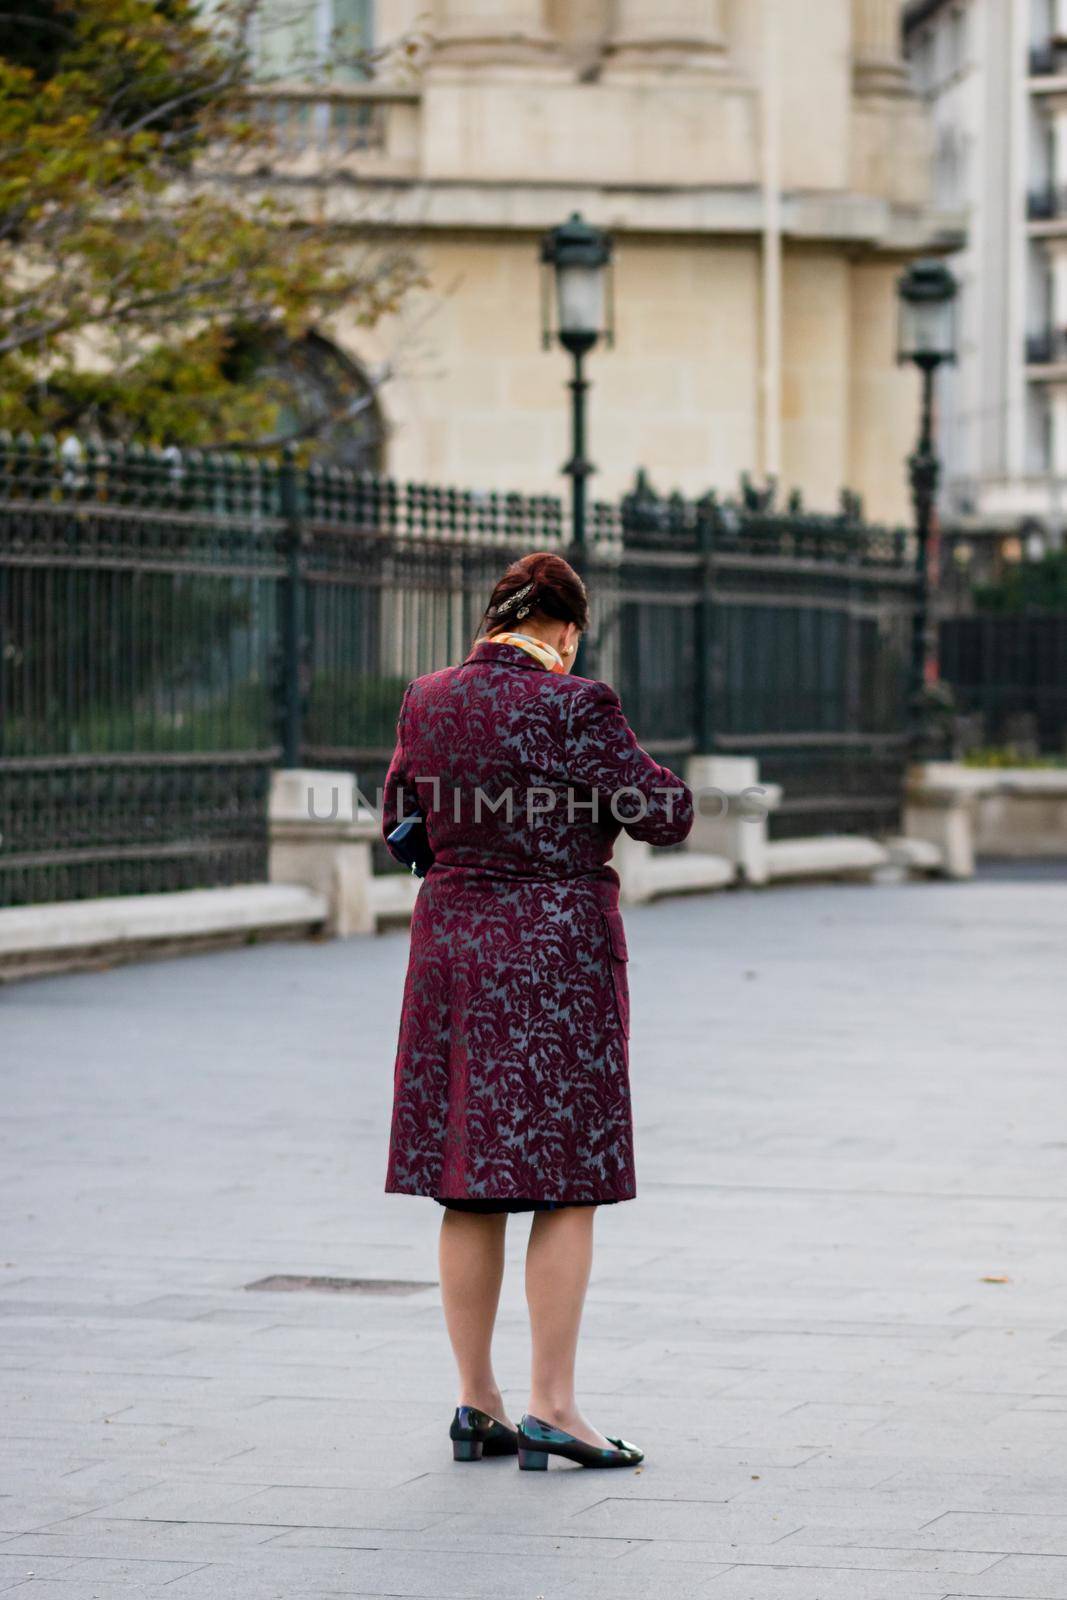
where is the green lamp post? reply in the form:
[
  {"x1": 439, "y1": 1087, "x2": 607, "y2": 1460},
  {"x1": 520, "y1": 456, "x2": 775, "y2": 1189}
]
[
  {"x1": 540, "y1": 213, "x2": 614, "y2": 675},
  {"x1": 897, "y1": 256, "x2": 959, "y2": 752}
]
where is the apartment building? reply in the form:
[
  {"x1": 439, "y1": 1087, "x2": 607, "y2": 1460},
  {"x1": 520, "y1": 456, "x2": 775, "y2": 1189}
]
[{"x1": 905, "y1": 0, "x2": 1067, "y2": 566}]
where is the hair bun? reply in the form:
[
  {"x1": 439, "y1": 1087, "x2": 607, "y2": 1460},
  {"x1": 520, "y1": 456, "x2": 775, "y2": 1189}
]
[{"x1": 481, "y1": 551, "x2": 590, "y2": 636}]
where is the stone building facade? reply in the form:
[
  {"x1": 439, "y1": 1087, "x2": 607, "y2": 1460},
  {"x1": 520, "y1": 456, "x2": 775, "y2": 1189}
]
[
  {"x1": 905, "y1": 0, "x2": 1067, "y2": 565},
  {"x1": 258, "y1": 0, "x2": 960, "y2": 519}
]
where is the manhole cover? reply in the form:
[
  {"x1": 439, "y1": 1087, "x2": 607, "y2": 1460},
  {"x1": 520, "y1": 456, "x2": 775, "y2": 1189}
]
[{"x1": 245, "y1": 1274, "x2": 436, "y2": 1296}]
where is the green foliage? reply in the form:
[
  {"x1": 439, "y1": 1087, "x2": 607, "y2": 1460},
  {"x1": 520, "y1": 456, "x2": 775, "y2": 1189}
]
[
  {"x1": 1, "y1": 683, "x2": 275, "y2": 759},
  {"x1": 304, "y1": 671, "x2": 410, "y2": 753},
  {"x1": 0, "y1": 0, "x2": 420, "y2": 444},
  {"x1": 0, "y1": 563, "x2": 275, "y2": 755},
  {"x1": 972, "y1": 550, "x2": 1067, "y2": 613},
  {"x1": 962, "y1": 746, "x2": 1067, "y2": 770}
]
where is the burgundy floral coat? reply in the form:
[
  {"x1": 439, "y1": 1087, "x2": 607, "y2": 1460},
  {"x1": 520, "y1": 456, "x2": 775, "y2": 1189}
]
[{"x1": 382, "y1": 639, "x2": 693, "y2": 1204}]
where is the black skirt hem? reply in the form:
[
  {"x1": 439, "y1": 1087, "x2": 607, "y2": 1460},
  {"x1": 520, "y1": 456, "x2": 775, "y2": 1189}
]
[{"x1": 435, "y1": 1197, "x2": 617, "y2": 1214}]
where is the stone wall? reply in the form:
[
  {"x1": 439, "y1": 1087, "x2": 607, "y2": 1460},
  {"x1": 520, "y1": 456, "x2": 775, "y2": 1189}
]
[
  {"x1": 341, "y1": 233, "x2": 919, "y2": 517},
  {"x1": 309, "y1": 0, "x2": 956, "y2": 518}
]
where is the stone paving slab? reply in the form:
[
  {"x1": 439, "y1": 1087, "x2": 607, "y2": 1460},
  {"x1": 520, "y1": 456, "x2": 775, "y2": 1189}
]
[{"x1": 2, "y1": 879, "x2": 1067, "y2": 1598}]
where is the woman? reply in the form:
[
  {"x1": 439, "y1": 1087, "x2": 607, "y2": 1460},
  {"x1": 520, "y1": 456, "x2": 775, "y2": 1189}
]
[{"x1": 382, "y1": 551, "x2": 693, "y2": 1471}]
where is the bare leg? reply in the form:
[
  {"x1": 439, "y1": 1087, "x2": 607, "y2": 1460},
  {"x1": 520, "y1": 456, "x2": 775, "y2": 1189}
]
[
  {"x1": 525, "y1": 1207, "x2": 612, "y2": 1449},
  {"x1": 438, "y1": 1209, "x2": 514, "y2": 1426}
]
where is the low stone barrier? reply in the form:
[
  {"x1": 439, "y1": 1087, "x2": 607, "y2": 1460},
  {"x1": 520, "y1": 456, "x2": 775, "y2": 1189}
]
[
  {"x1": 0, "y1": 884, "x2": 328, "y2": 981},
  {"x1": 905, "y1": 762, "x2": 1067, "y2": 879},
  {"x1": 0, "y1": 762, "x2": 952, "y2": 978}
]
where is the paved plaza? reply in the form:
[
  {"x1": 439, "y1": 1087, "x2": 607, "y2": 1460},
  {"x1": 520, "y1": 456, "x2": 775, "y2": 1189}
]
[{"x1": 2, "y1": 876, "x2": 1067, "y2": 1600}]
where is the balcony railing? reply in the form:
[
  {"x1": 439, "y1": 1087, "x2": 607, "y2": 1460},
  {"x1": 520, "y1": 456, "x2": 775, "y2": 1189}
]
[
  {"x1": 1029, "y1": 42, "x2": 1066, "y2": 76},
  {"x1": 1027, "y1": 184, "x2": 1067, "y2": 221},
  {"x1": 1026, "y1": 329, "x2": 1067, "y2": 365},
  {"x1": 253, "y1": 91, "x2": 383, "y2": 157},
  {"x1": 240, "y1": 83, "x2": 421, "y2": 177}
]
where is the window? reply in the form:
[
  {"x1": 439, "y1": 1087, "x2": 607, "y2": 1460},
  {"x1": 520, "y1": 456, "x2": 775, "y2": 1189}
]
[
  {"x1": 248, "y1": 331, "x2": 385, "y2": 471},
  {"x1": 252, "y1": 0, "x2": 374, "y2": 83}
]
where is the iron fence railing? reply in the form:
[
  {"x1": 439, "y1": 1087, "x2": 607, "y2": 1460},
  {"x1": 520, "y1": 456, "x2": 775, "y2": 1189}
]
[
  {"x1": 0, "y1": 433, "x2": 919, "y2": 905},
  {"x1": 614, "y1": 477, "x2": 918, "y2": 836},
  {"x1": 940, "y1": 613, "x2": 1067, "y2": 755}
]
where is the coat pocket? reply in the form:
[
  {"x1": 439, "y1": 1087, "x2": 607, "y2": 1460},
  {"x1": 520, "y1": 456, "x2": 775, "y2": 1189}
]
[{"x1": 601, "y1": 909, "x2": 630, "y2": 1039}]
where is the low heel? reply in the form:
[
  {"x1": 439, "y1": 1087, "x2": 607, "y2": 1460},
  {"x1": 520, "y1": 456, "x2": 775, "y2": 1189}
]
[
  {"x1": 452, "y1": 1439, "x2": 484, "y2": 1461},
  {"x1": 518, "y1": 1447, "x2": 549, "y2": 1471}
]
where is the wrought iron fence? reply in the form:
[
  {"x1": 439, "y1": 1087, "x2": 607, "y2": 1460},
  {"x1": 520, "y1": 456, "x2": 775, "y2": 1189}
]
[
  {"x1": 0, "y1": 433, "x2": 918, "y2": 906},
  {"x1": 940, "y1": 613, "x2": 1067, "y2": 755},
  {"x1": 611, "y1": 476, "x2": 917, "y2": 838}
]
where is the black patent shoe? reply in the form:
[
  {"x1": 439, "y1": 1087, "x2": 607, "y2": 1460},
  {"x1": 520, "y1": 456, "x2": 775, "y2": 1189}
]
[
  {"x1": 517, "y1": 1413, "x2": 644, "y2": 1470},
  {"x1": 449, "y1": 1405, "x2": 519, "y2": 1461}
]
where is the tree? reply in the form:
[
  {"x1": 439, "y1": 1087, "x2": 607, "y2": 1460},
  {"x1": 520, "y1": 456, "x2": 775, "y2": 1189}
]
[
  {"x1": 973, "y1": 550, "x2": 1067, "y2": 614},
  {"x1": 0, "y1": 0, "x2": 421, "y2": 446}
]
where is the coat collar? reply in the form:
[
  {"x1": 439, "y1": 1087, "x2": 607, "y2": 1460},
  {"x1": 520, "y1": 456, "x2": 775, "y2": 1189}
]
[{"x1": 464, "y1": 638, "x2": 549, "y2": 671}]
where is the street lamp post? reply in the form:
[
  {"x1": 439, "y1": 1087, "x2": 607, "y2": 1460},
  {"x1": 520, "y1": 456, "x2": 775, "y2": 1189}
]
[
  {"x1": 896, "y1": 257, "x2": 958, "y2": 753},
  {"x1": 541, "y1": 213, "x2": 614, "y2": 672}
]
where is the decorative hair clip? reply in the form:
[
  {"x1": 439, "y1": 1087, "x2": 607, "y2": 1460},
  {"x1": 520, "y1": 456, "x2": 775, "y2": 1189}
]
[{"x1": 491, "y1": 580, "x2": 535, "y2": 619}]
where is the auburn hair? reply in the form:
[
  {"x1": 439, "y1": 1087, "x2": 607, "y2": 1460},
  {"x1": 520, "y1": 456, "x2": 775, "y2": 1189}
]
[{"x1": 481, "y1": 552, "x2": 589, "y2": 636}]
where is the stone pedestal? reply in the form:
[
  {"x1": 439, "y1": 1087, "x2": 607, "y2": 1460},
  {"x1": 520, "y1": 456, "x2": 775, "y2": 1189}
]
[
  {"x1": 603, "y1": 0, "x2": 728, "y2": 77},
  {"x1": 904, "y1": 763, "x2": 986, "y2": 880},
  {"x1": 268, "y1": 769, "x2": 378, "y2": 937},
  {"x1": 852, "y1": 0, "x2": 909, "y2": 95},
  {"x1": 904, "y1": 791, "x2": 977, "y2": 880},
  {"x1": 429, "y1": 0, "x2": 560, "y2": 69},
  {"x1": 685, "y1": 755, "x2": 782, "y2": 886}
]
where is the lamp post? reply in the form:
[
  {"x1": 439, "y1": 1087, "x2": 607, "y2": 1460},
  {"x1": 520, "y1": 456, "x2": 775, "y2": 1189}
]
[
  {"x1": 541, "y1": 213, "x2": 613, "y2": 671},
  {"x1": 896, "y1": 257, "x2": 958, "y2": 753}
]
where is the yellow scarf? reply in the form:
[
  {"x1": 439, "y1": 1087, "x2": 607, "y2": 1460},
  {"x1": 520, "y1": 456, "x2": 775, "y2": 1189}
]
[{"x1": 479, "y1": 631, "x2": 566, "y2": 674}]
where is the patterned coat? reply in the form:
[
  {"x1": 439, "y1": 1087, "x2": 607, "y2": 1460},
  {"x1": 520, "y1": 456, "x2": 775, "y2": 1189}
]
[{"x1": 382, "y1": 638, "x2": 693, "y2": 1203}]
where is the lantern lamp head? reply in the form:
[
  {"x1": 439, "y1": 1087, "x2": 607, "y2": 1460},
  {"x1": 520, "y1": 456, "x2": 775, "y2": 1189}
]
[
  {"x1": 540, "y1": 212, "x2": 615, "y2": 356},
  {"x1": 897, "y1": 257, "x2": 959, "y2": 369}
]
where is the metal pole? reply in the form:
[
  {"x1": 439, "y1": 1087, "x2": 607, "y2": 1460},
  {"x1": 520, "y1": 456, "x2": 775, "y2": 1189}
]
[
  {"x1": 760, "y1": 0, "x2": 783, "y2": 482},
  {"x1": 279, "y1": 446, "x2": 304, "y2": 768},
  {"x1": 566, "y1": 344, "x2": 590, "y2": 554},
  {"x1": 565, "y1": 343, "x2": 593, "y2": 675},
  {"x1": 908, "y1": 360, "x2": 939, "y2": 748},
  {"x1": 695, "y1": 496, "x2": 717, "y2": 755}
]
